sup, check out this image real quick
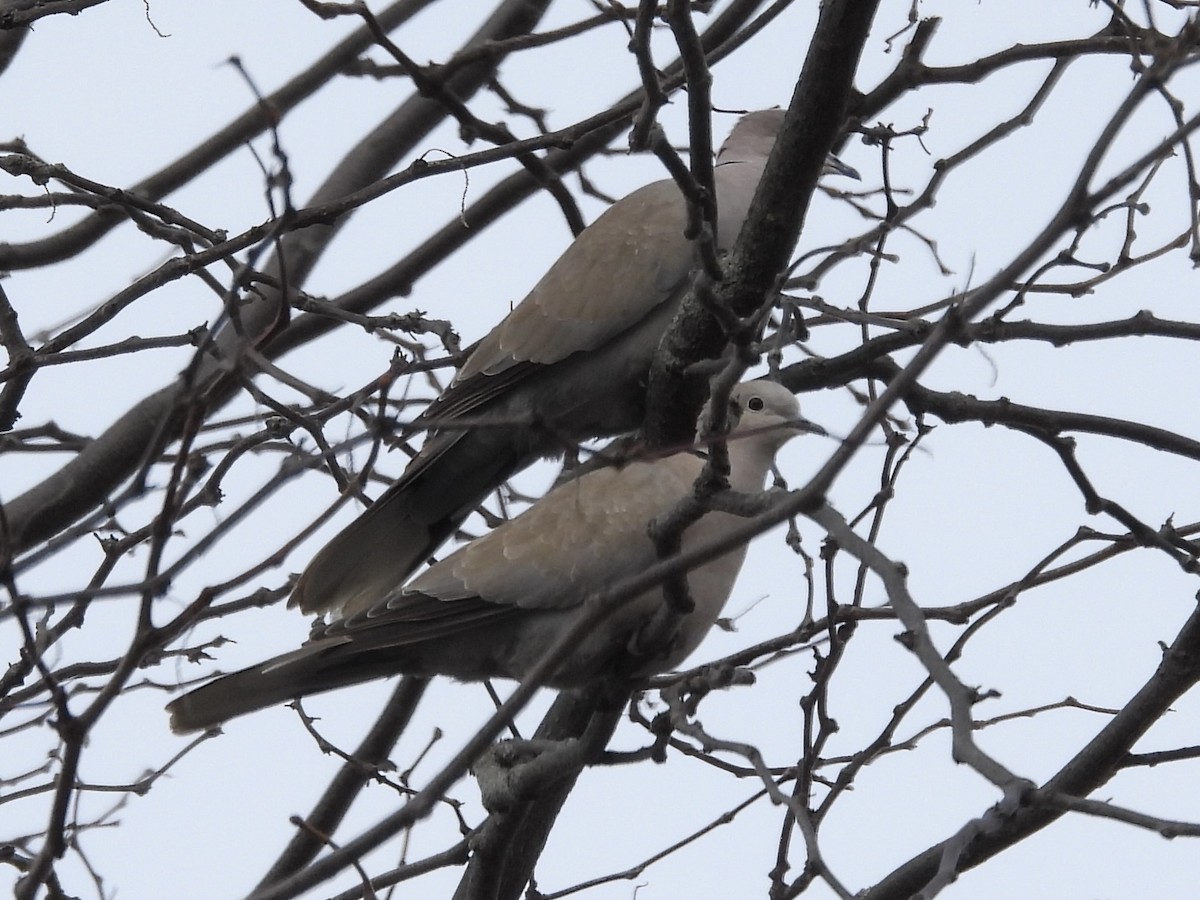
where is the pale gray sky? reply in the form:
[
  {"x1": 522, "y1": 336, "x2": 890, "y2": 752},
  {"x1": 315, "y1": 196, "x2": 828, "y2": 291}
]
[{"x1": 4, "y1": 2, "x2": 1200, "y2": 898}]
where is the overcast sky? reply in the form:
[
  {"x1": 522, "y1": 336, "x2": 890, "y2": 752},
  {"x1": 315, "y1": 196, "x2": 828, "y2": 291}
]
[{"x1": 4, "y1": 2, "x2": 1200, "y2": 898}]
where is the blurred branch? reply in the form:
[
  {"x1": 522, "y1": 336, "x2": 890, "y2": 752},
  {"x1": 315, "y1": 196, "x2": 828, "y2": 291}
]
[
  {"x1": 862, "y1": 598, "x2": 1200, "y2": 899},
  {"x1": 0, "y1": 0, "x2": 110, "y2": 28},
  {"x1": 453, "y1": 687, "x2": 624, "y2": 900},
  {"x1": 1, "y1": 0, "x2": 552, "y2": 556},
  {"x1": 0, "y1": 0, "x2": 438, "y2": 269},
  {"x1": 254, "y1": 677, "x2": 432, "y2": 890}
]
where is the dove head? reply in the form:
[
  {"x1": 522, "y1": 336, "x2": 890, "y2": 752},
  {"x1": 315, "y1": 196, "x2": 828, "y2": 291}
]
[
  {"x1": 698, "y1": 381, "x2": 823, "y2": 449},
  {"x1": 717, "y1": 109, "x2": 785, "y2": 164},
  {"x1": 717, "y1": 108, "x2": 860, "y2": 180}
]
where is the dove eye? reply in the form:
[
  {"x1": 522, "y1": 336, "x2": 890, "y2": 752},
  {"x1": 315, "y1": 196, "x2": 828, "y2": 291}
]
[{"x1": 747, "y1": 396, "x2": 765, "y2": 412}]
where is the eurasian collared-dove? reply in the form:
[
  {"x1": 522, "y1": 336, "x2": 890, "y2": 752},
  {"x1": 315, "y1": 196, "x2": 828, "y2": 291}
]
[
  {"x1": 290, "y1": 110, "x2": 854, "y2": 618},
  {"x1": 167, "y1": 381, "x2": 819, "y2": 733}
]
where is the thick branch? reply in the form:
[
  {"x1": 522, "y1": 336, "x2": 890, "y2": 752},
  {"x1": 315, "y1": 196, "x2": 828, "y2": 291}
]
[{"x1": 644, "y1": 0, "x2": 882, "y2": 445}]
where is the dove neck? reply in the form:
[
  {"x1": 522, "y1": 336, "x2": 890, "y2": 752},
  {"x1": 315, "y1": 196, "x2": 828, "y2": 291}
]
[{"x1": 689, "y1": 438, "x2": 776, "y2": 495}]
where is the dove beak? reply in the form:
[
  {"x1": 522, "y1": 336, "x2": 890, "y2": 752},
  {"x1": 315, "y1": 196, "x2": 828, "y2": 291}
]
[
  {"x1": 790, "y1": 416, "x2": 827, "y2": 437},
  {"x1": 823, "y1": 153, "x2": 861, "y2": 181}
]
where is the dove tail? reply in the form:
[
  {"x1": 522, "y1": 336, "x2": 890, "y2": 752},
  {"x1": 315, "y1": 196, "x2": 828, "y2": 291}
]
[
  {"x1": 166, "y1": 650, "x2": 431, "y2": 734},
  {"x1": 290, "y1": 432, "x2": 529, "y2": 617}
]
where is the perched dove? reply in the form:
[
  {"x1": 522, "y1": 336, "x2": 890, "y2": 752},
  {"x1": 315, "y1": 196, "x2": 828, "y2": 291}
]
[
  {"x1": 168, "y1": 381, "x2": 819, "y2": 734},
  {"x1": 290, "y1": 110, "x2": 855, "y2": 618}
]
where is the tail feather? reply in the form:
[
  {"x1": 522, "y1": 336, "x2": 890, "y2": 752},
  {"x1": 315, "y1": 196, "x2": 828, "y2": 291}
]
[
  {"x1": 290, "y1": 432, "x2": 527, "y2": 617},
  {"x1": 166, "y1": 642, "x2": 431, "y2": 734}
]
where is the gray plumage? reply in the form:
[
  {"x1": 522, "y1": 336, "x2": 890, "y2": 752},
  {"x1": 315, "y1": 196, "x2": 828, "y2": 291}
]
[
  {"x1": 167, "y1": 381, "x2": 817, "y2": 734},
  {"x1": 288, "y1": 111, "x2": 851, "y2": 619}
]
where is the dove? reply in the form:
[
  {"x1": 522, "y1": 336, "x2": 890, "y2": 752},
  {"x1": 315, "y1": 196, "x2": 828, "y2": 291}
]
[
  {"x1": 168, "y1": 381, "x2": 820, "y2": 733},
  {"x1": 290, "y1": 110, "x2": 854, "y2": 618}
]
